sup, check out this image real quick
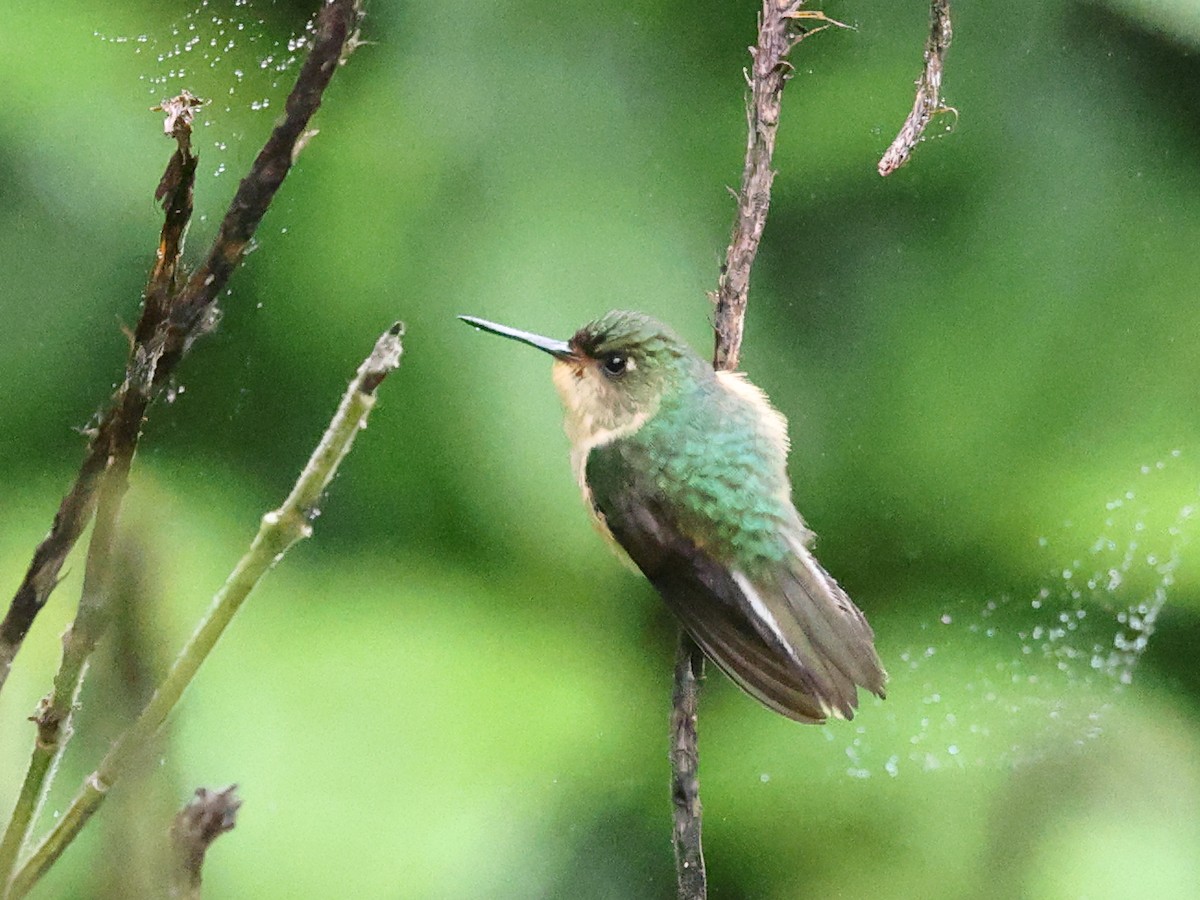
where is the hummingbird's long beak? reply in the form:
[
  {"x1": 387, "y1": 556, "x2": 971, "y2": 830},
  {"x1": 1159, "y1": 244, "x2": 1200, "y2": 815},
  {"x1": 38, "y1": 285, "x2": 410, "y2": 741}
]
[{"x1": 458, "y1": 315, "x2": 574, "y2": 360}]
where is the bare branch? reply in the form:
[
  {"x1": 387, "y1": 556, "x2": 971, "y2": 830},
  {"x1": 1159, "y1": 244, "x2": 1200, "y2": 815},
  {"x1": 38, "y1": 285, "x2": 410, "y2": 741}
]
[
  {"x1": 0, "y1": 92, "x2": 200, "y2": 891},
  {"x1": 670, "y1": 636, "x2": 707, "y2": 900},
  {"x1": 145, "y1": 90, "x2": 203, "y2": 336},
  {"x1": 675, "y1": 5, "x2": 845, "y2": 897},
  {"x1": 0, "y1": 0, "x2": 364, "y2": 699},
  {"x1": 878, "y1": 0, "x2": 955, "y2": 177},
  {"x1": 163, "y1": 0, "x2": 365, "y2": 364},
  {"x1": 8, "y1": 322, "x2": 402, "y2": 898},
  {"x1": 711, "y1": 3, "x2": 848, "y2": 372},
  {"x1": 0, "y1": 2, "x2": 365, "y2": 891},
  {"x1": 169, "y1": 786, "x2": 242, "y2": 900}
]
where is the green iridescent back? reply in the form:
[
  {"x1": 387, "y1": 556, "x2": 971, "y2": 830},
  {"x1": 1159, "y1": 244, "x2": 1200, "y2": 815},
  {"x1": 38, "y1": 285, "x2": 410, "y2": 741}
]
[{"x1": 646, "y1": 366, "x2": 802, "y2": 570}]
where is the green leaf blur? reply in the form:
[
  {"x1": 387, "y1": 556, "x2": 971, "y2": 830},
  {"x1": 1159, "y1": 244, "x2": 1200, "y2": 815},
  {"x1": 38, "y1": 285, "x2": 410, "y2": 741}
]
[{"x1": 2, "y1": 1, "x2": 1198, "y2": 897}]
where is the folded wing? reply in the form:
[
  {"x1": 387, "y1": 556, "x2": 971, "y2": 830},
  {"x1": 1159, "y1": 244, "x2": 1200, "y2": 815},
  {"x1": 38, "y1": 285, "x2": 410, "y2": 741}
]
[{"x1": 588, "y1": 441, "x2": 886, "y2": 723}]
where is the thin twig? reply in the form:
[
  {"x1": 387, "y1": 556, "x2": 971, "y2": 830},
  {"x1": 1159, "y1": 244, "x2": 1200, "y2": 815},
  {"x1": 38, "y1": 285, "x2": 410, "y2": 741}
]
[
  {"x1": 169, "y1": 786, "x2": 242, "y2": 900},
  {"x1": 0, "y1": 1, "x2": 364, "y2": 889},
  {"x1": 6, "y1": 323, "x2": 403, "y2": 899},
  {"x1": 95, "y1": 536, "x2": 178, "y2": 900},
  {"x1": 161, "y1": 0, "x2": 364, "y2": 368},
  {"x1": 0, "y1": 91, "x2": 200, "y2": 695},
  {"x1": 878, "y1": 0, "x2": 954, "y2": 177},
  {"x1": 711, "y1": 3, "x2": 848, "y2": 372},
  {"x1": 670, "y1": 636, "x2": 707, "y2": 900},
  {"x1": 675, "y1": 4, "x2": 841, "y2": 897},
  {"x1": 0, "y1": 90, "x2": 202, "y2": 694},
  {"x1": 0, "y1": 0, "x2": 364, "y2": 698},
  {"x1": 0, "y1": 107, "x2": 191, "y2": 698},
  {"x1": 0, "y1": 94, "x2": 201, "y2": 890}
]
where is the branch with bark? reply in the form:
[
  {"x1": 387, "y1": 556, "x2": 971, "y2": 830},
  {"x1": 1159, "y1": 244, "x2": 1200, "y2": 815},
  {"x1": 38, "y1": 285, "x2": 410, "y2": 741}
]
[
  {"x1": 878, "y1": 0, "x2": 955, "y2": 177},
  {"x1": 672, "y1": 4, "x2": 852, "y2": 898},
  {"x1": 7, "y1": 323, "x2": 402, "y2": 898},
  {"x1": 0, "y1": 92, "x2": 204, "y2": 890},
  {"x1": 678, "y1": 1, "x2": 955, "y2": 894},
  {"x1": 711, "y1": 4, "x2": 849, "y2": 373},
  {"x1": 0, "y1": 0, "x2": 364, "y2": 696},
  {"x1": 0, "y1": 1, "x2": 366, "y2": 894},
  {"x1": 169, "y1": 786, "x2": 242, "y2": 900},
  {"x1": 670, "y1": 638, "x2": 707, "y2": 900}
]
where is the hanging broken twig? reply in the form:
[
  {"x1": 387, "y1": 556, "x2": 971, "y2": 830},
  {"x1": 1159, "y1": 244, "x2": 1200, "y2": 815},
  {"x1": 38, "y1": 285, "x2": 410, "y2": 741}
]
[{"x1": 878, "y1": 0, "x2": 955, "y2": 177}]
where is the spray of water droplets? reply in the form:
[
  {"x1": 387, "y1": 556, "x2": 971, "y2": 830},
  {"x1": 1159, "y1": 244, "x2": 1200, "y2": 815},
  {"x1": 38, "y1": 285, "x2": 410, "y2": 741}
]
[
  {"x1": 94, "y1": 0, "x2": 317, "y2": 193},
  {"x1": 825, "y1": 450, "x2": 1195, "y2": 779}
]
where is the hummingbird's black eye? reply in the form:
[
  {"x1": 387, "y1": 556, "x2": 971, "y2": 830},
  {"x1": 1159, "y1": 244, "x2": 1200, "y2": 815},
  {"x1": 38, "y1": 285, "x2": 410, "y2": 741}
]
[{"x1": 600, "y1": 352, "x2": 628, "y2": 377}]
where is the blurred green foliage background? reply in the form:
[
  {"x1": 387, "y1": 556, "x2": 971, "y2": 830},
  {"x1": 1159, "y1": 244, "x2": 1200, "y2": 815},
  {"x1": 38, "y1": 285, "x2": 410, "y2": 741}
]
[{"x1": 2, "y1": 0, "x2": 1199, "y2": 897}]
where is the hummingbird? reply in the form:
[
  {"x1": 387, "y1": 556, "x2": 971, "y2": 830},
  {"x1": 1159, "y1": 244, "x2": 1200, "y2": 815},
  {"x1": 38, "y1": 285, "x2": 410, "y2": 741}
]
[{"x1": 459, "y1": 310, "x2": 887, "y2": 723}]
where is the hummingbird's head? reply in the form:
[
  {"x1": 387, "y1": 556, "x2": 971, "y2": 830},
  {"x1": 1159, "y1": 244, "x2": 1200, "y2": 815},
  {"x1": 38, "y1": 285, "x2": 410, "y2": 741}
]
[{"x1": 459, "y1": 310, "x2": 705, "y2": 446}]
